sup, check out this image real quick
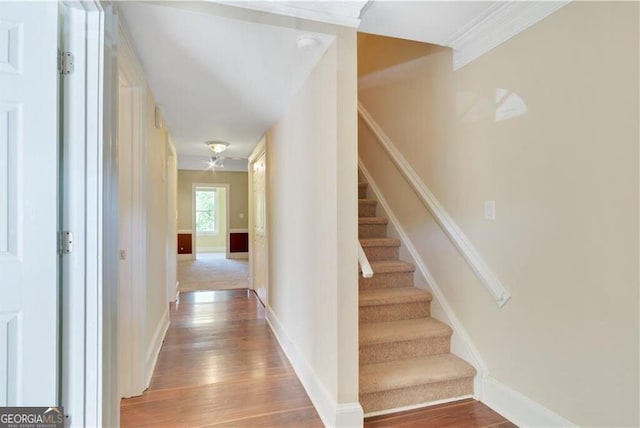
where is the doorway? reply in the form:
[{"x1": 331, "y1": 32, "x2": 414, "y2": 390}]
[
  {"x1": 193, "y1": 184, "x2": 229, "y2": 257},
  {"x1": 249, "y1": 139, "x2": 268, "y2": 306}
]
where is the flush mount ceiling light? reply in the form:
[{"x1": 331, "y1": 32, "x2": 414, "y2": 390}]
[
  {"x1": 296, "y1": 35, "x2": 319, "y2": 49},
  {"x1": 206, "y1": 141, "x2": 229, "y2": 154}
]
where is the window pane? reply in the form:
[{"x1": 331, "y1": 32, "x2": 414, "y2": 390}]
[
  {"x1": 196, "y1": 210, "x2": 215, "y2": 231},
  {"x1": 196, "y1": 190, "x2": 216, "y2": 211},
  {"x1": 195, "y1": 189, "x2": 217, "y2": 232}
]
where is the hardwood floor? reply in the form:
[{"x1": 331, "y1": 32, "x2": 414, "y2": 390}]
[
  {"x1": 120, "y1": 289, "x2": 515, "y2": 427},
  {"x1": 120, "y1": 289, "x2": 323, "y2": 427},
  {"x1": 364, "y1": 399, "x2": 517, "y2": 427}
]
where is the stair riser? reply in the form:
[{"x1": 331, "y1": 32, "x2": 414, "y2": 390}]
[
  {"x1": 359, "y1": 204, "x2": 377, "y2": 217},
  {"x1": 360, "y1": 271, "x2": 413, "y2": 289},
  {"x1": 359, "y1": 224, "x2": 387, "y2": 238},
  {"x1": 360, "y1": 377, "x2": 474, "y2": 414},
  {"x1": 360, "y1": 337, "x2": 451, "y2": 364},
  {"x1": 359, "y1": 187, "x2": 368, "y2": 199},
  {"x1": 363, "y1": 246, "x2": 399, "y2": 262},
  {"x1": 360, "y1": 302, "x2": 430, "y2": 323}
]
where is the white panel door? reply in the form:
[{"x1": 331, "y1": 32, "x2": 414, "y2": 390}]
[
  {"x1": 252, "y1": 152, "x2": 267, "y2": 306},
  {"x1": 0, "y1": 2, "x2": 59, "y2": 406}
]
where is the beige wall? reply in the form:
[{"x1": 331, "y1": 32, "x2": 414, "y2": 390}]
[
  {"x1": 358, "y1": 2, "x2": 638, "y2": 426},
  {"x1": 177, "y1": 170, "x2": 248, "y2": 232},
  {"x1": 266, "y1": 27, "x2": 360, "y2": 424}
]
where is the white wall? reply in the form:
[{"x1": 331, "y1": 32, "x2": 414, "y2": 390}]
[
  {"x1": 265, "y1": 27, "x2": 361, "y2": 427},
  {"x1": 358, "y1": 2, "x2": 639, "y2": 426},
  {"x1": 144, "y1": 90, "x2": 171, "y2": 378},
  {"x1": 166, "y1": 137, "x2": 178, "y2": 302},
  {"x1": 118, "y1": 25, "x2": 174, "y2": 394}
]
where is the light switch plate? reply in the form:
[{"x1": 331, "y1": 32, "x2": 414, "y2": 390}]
[{"x1": 484, "y1": 200, "x2": 496, "y2": 220}]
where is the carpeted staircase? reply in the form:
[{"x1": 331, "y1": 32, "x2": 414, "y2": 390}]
[{"x1": 358, "y1": 173, "x2": 476, "y2": 415}]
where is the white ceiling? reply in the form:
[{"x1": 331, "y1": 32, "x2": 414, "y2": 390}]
[
  {"x1": 118, "y1": 1, "x2": 335, "y2": 170},
  {"x1": 118, "y1": 1, "x2": 566, "y2": 172}
]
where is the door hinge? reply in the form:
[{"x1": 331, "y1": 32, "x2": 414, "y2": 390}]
[
  {"x1": 58, "y1": 231, "x2": 73, "y2": 255},
  {"x1": 58, "y1": 50, "x2": 74, "y2": 75}
]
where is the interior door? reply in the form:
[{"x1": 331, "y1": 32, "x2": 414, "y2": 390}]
[
  {"x1": 252, "y1": 152, "x2": 267, "y2": 305},
  {"x1": 0, "y1": 2, "x2": 60, "y2": 405}
]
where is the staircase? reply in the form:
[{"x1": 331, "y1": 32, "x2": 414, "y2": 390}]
[{"x1": 358, "y1": 173, "x2": 476, "y2": 415}]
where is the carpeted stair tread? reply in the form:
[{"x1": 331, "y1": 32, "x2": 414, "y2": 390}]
[
  {"x1": 359, "y1": 216, "x2": 388, "y2": 225},
  {"x1": 359, "y1": 199, "x2": 378, "y2": 205},
  {"x1": 360, "y1": 354, "x2": 476, "y2": 394},
  {"x1": 359, "y1": 238, "x2": 401, "y2": 248},
  {"x1": 358, "y1": 182, "x2": 368, "y2": 188},
  {"x1": 360, "y1": 318, "x2": 452, "y2": 346},
  {"x1": 370, "y1": 260, "x2": 414, "y2": 274},
  {"x1": 360, "y1": 287, "x2": 432, "y2": 307}
]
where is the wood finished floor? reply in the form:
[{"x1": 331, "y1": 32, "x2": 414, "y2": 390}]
[
  {"x1": 120, "y1": 289, "x2": 516, "y2": 428},
  {"x1": 120, "y1": 289, "x2": 322, "y2": 427}
]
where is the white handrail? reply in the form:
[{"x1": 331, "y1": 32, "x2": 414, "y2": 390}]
[
  {"x1": 358, "y1": 102, "x2": 511, "y2": 307},
  {"x1": 358, "y1": 241, "x2": 374, "y2": 278}
]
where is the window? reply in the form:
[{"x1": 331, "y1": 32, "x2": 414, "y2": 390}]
[{"x1": 195, "y1": 189, "x2": 218, "y2": 234}]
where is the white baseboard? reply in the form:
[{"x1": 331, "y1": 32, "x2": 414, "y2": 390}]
[
  {"x1": 482, "y1": 376, "x2": 575, "y2": 427},
  {"x1": 266, "y1": 307, "x2": 364, "y2": 427},
  {"x1": 145, "y1": 307, "x2": 170, "y2": 388},
  {"x1": 197, "y1": 246, "x2": 225, "y2": 253},
  {"x1": 228, "y1": 252, "x2": 248, "y2": 259}
]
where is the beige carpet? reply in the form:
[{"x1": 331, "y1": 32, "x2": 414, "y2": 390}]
[{"x1": 178, "y1": 253, "x2": 249, "y2": 292}]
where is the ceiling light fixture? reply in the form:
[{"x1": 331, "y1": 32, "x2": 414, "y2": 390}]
[
  {"x1": 207, "y1": 156, "x2": 225, "y2": 169},
  {"x1": 206, "y1": 141, "x2": 229, "y2": 154},
  {"x1": 296, "y1": 35, "x2": 319, "y2": 49}
]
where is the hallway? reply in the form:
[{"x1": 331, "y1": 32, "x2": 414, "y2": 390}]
[
  {"x1": 120, "y1": 289, "x2": 516, "y2": 427},
  {"x1": 177, "y1": 254, "x2": 250, "y2": 292},
  {"x1": 120, "y1": 289, "x2": 323, "y2": 427}
]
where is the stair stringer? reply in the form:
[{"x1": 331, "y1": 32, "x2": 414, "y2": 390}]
[{"x1": 359, "y1": 159, "x2": 487, "y2": 400}]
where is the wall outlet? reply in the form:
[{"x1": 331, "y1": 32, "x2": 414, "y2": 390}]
[
  {"x1": 239, "y1": 213, "x2": 245, "y2": 219},
  {"x1": 484, "y1": 200, "x2": 496, "y2": 220}
]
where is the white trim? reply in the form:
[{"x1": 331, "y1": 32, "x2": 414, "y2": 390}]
[
  {"x1": 196, "y1": 246, "x2": 226, "y2": 253},
  {"x1": 166, "y1": 136, "x2": 178, "y2": 304},
  {"x1": 144, "y1": 308, "x2": 170, "y2": 388},
  {"x1": 335, "y1": 403, "x2": 365, "y2": 428},
  {"x1": 60, "y1": 2, "x2": 110, "y2": 426},
  {"x1": 117, "y1": 20, "x2": 148, "y2": 399},
  {"x1": 192, "y1": 183, "x2": 230, "y2": 256},
  {"x1": 248, "y1": 138, "x2": 268, "y2": 306},
  {"x1": 177, "y1": 229, "x2": 193, "y2": 234},
  {"x1": 358, "y1": 161, "x2": 486, "y2": 398},
  {"x1": 448, "y1": 1, "x2": 570, "y2": 70},
  {"x1": 266, "y1": 308, "x2": 364, "y2": 427},
  {"x1": 482, "y1": 376, "x2": 576, "y2": 428},
  {"x1": 214, "y1": 0, "x2": 366, "y2": 28},
  {"x1": 357, "y1": 241, "x2": 373, "y2": 278},
  {"x1": 358, "y1": 103, "x2": 511, "y2": 307},
  {"x1": 227, "y1": 252, "x2": 248, "y2": 260},
  {"x1": 364, "y1": 395, "x2": 474, "y2": 418}
]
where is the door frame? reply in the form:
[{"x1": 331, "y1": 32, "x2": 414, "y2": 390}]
[
  {"x1": 248, "y1": 137, "x2": 268, "y2": 305},
  {"x1": 117, "y1": 21, "x2": 148, "y2": 399},
  {"x1": 192, "y1": 183, "x2": 230, "y2": 256},
  {"x1": 60, "y1": 1, "x2": 119, "y2": 426}
]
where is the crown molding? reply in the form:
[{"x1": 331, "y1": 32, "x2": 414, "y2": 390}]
[
  {"x1": 449, "y1": 1, "x2": 570, "y2": 70},
  {"x1": 212, "y1": 1, "x2": 368, "y2": 28}
]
